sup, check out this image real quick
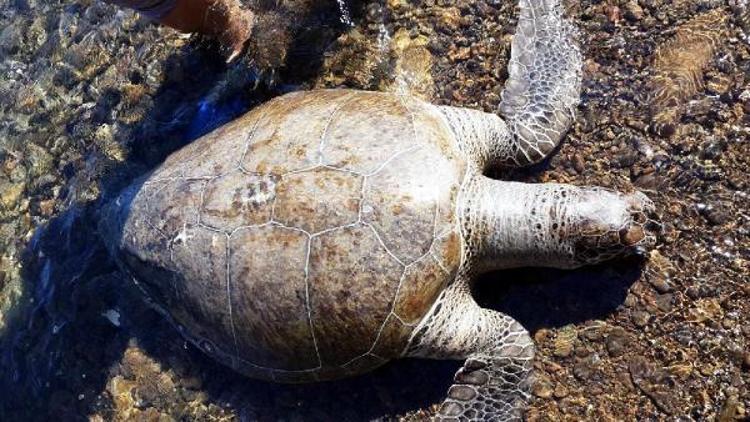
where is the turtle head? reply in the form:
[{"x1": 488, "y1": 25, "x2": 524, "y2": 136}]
[{"x1": 564, "y1": 189, "x2": 659, "y2": 266}]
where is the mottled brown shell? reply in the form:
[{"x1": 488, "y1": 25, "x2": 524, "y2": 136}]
[{"x1": 106, "y1": 89, "x2": 467, "y2": 382}]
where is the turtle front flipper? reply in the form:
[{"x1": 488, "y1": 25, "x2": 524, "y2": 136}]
[
  {"x1": 499, "y1": 0, "x2": 582, "y2": 166},
  {"x1": 406, "y1": 277, "x2": 534, "y2": 421},
  {"x1": 437, "y1": 0, "x2": 582, "y2": 170}
]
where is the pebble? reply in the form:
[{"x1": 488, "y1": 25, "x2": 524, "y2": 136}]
[
  {"x1": 0, "y1": 20, "x2": 23, "y2": 55},
  {"x1": 719, "y1": 394, "x2": 740, "y2": 421},
  {"x1": 624, "y1": 1, "x2": 645, "y2": 21},
  {"x1": 655, "y1": 293, "x2": 674, "y2": 313},
  {"x1": 553, "y1": 325, "x2": 578, "y2": 358},
  {"x1": 647, "y1": 250, "x2": 674, "y2": 293},
  {"x1": 606, "y1": 328, "x2": 630, "y2": 357},
  {"x1": 553, "y1": 384, "x2": 569, "y2": 399},
  {"x1": 632, "y1": 172, "x2": 662, "y2": 190},
  {"x1": 605, "y1": 5, "x2": 622, "y2": 24},
  {"x1": 573, "y1": 357, "x2": 596, "y2": 381},
  {"x1": 698, "y1": 204, "x2": 729, "y2": 225},
  {"x1": 0, "y1": 181, "x2": 24, "y2": 211},
  {"x1": 533, "y1": 378, "x2": 554, "y2": 399},
  {"x1": 700, "y1": 139, "x2": 727, "y2": 160},
  {"x1": 631, "y1": 310, "x2": 651, "y2": 327},
  {"x1": 572, "y1": 154, "x2": 585, "y2": 173}
]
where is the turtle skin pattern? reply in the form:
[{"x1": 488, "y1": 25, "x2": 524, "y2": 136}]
[{"x1": 108, "y1": 89, "x2": 468, "y2": 382}]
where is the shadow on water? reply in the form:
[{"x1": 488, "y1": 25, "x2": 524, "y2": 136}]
[
  {"x1": 476, "y1": 259, "x2": 642, "y2": 333},
  {"x1": 0, "y1": 5, "x2": 642, "y2": 421}
]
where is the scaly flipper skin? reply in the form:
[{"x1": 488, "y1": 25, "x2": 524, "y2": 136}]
[
  {"x1": 460, "y1": 175, "x2": 658, "y2": 271},
  {"x1": 407, "y1": 277, "x2": 534, "y2": 421},
  {"x1": 499, "y1": 0, "x2": 582, "y2": 166},
  {"x1": 438, "y1": 0, "x2": 582, "y2": 169}
]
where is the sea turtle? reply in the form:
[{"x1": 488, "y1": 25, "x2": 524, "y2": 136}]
[{"x1": 100, "y1": 0, "x2": 659, "y2": 419}]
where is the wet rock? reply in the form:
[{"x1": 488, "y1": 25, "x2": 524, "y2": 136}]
[
  {"x1": 688, "y1": 298, "x2": 724, "y2": 324},
  {"x1": 718, "y1": 393, "x2": 741, "y2": 422},
  {"x1": 533, "y1": 377, "x2": 554, "y2": 398},
  {"x1": 696, "y1": 202, "x2": 729, "y2": 225},
  {"x1": 553, "y1": 384, "x2": 569, "y2": 399},
  {"x1": 389, "y1": 28, "x2": 434, "y2": 99},
  {"x1": 624, "y1": 1, "x2": 645, "y2": 21},
  {"x1": 606, "y1": 328, "x2": 630, "y2": 357},
  {"x1": 631, "y1": 310, "x2": 651, "y2": 327},
  {"x1": 699, "y1": 137, "x2": 728, "y2": 160},
  {"x1": 553, "y1": 325, "x2": 578, "y2": 358},
  {"x1": 25, "y1": 143, "x2": 54, "y2": 182},
  {"x1": 572, "y1": 154, "x2": 585, "y2": 173},
  {"x1": 628, "y1": 356, "x2": 680, "y2": 415},
  {"x1": 633, "y1": 172, "x2": 664, "y2": 190},
  {"x1": 615, "y1": 150, "x2": 638, "y2": 168},
  {"x1": 108, "y1": 376, "x2": 137, "y2": 416},
  {"x1": 647, "y1": 250, "x2": 674, "y2": 293},
  {"x1": 654, "y1": 293, "x2": 674, "y2": 313},
  {"x1": 605, "y1": 5, "x2": 622, "y2": 25},
  {"x1": 668, "y1": 362, "x2": 693, "y2": 380},
  {"x1": 573, "y1": 355, "x2": 599, "y2": 382},
  {"x1": 0, "y1": 20, "x2": 24, "y2": 56},
  {"x1": 0, "y1": 180, "x2": 24, "y2": 212}
]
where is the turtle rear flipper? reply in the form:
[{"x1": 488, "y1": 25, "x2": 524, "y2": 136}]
[{"x1": 406, "y1": 277, "x2": 534, "y2": 421}]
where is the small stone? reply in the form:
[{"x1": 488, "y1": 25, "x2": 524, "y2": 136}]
[
  {"x1": 39, "y1": 199, "x2": 55, "y2": 217},
  {"x1": 624, "y1": 1, "x2": 645, "y2": 21},
  {"x1": 108, "y1": 376, "x2": 137, "y2": 412},
  {"x1": 699, "y1": 363, "x2": 715, "y2": 376},
  {"x1": 573, "y1": 357, "x2": 595, "y2": 381},
  {"x1": 534, "y1": 328, "x2": 552, "y2": 344},
  {"x1": 553, "y1": 384, "x2": 569, "y2": 399},
  {"x1": 743, "y1": 353, "x2": 750, "y2": 371},
  {"x1": 533, "y1": 378, "x2": 554, "y2": 398},
  {"x1": 655, "y1": 293, "x2": 674, "y2": 313},
  {"x1": 699, "y1": 137, "x2": 727, "y2": 160},
  {"x1": 719, "y1": 394, "x2": 740, "y2": 422},
  {"x1": 623, "y1": 293, "x2": 638, "y2": 308},
  {"x1": 572, "y1": 154, "x2": 585, "y2": 173},
  {"x1": 605, "y1": 5, "x2": 622, "y2": 24},
  {"x1": 606, "y1": 328, "x2": 630, "y2": 357},
  {"x1": 633, "y1": 173, "x2": 662, "y2": 190},
  {"x1": 615, "y1": 150, "x2": 638, "y2": 168},
  {"x1": 648, "y1": 250, "x2": 675, "y2": 293},
  {"x1": 0, "y1": 20, "x2": 24, "y2": 55},
  {"x1": 696, "y1": 203, "x2": 729, "y2": 226},
  {"x1": 721, "y1": 318, "x2": 736, "y2": 330},
  {"x1": 668, "y1": 363, "x2": 693, "y2": 379},
  {"x1": 553, "y1": 325, "x2": 578, "y2": 358},
  {"x1": 631, "y1": 310, "x2": 650, "y2": 327},
  {"x1": 0, "y1": 181, "x2": 24, "y2": 211},
  {"x1": 688, "y1": 298, "x2": 723, "y2": 323}
]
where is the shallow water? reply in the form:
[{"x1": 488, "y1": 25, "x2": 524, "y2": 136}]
[{"x1": 1, "y1": 0, "x2": 749, "y2": 420}]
